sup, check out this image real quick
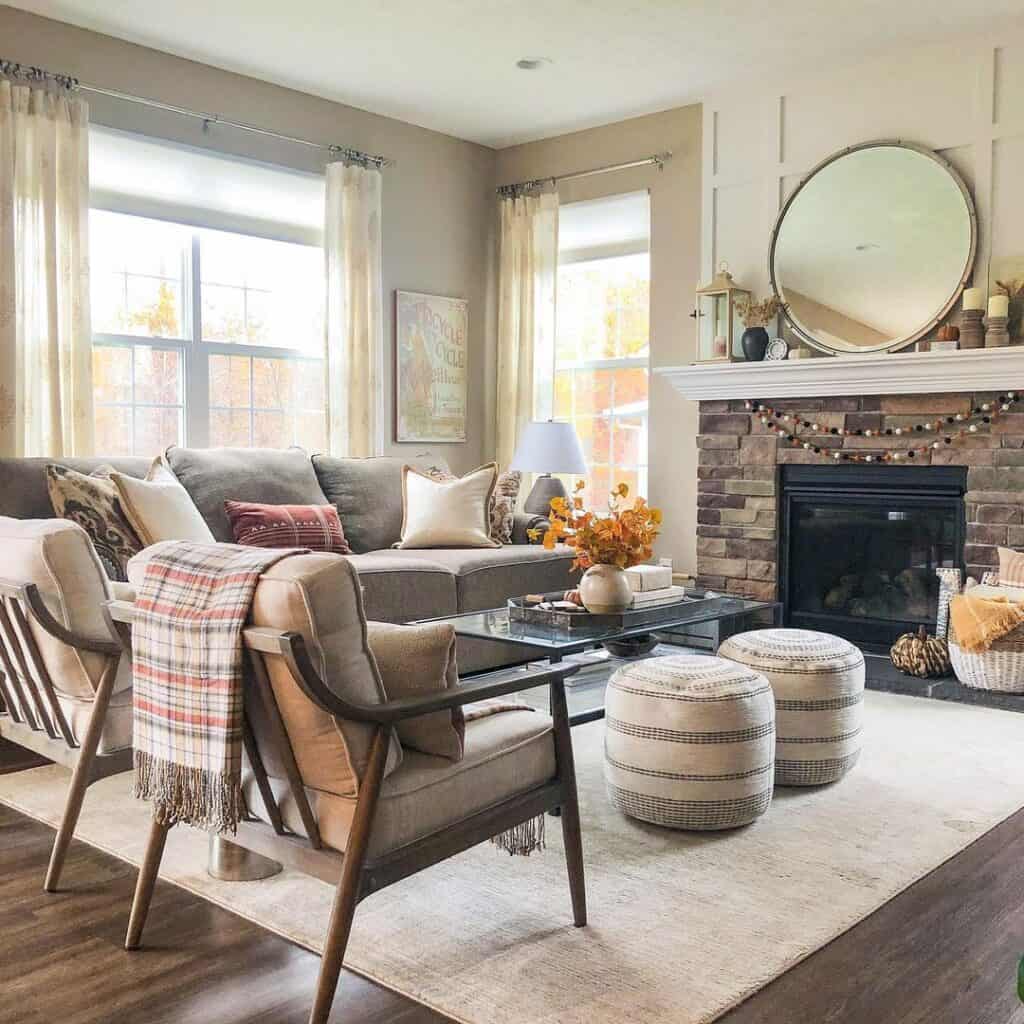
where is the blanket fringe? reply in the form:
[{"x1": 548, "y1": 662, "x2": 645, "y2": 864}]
[
  {"x1": 134, "y1": 750, "x2": 244, "y2": 834},
  {"x1": 491, "y1": 813, "x2": 546, "y2": 857}
]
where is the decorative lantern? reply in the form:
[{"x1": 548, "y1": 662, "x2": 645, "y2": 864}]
[{"x1": 692, "y1": 262, "x2": 751, "y2": 363}]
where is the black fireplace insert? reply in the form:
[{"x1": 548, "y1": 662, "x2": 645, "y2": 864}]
[{"x1": 779, "y1": 464, "x2": 966, "y2": 648}]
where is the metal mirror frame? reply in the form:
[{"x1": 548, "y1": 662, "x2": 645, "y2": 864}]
[{"x1": 768, "y1": 139, "x2": 978, "y2": 356}]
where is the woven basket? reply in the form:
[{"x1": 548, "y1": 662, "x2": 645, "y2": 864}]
[{"x1": 948, "y1": 621, "x2": 1024, "y2": 693}]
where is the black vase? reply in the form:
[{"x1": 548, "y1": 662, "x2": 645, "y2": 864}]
[{"x1": 741, "y1": 326, "x2": 770, "y2": 361}]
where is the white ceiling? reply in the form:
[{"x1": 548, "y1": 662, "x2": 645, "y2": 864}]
[{"x1": 10, "y1": 1, "x2": 1024, "y2": 147}]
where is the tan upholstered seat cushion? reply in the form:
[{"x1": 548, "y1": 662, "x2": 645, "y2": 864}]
[
  {"x1": 128, "y1": 549, "x2": 401, "y2": 797},
  {"x1": 0, "y1": 516, "x2": 118, "y2": 701},
  {"x1": 57, "y1": 683, "x2": 133, "y2": 755},
  {"x1": 244, "y1": 708, "x2": 554, "y2": 857}
]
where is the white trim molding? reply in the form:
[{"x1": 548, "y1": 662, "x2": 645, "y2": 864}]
[{"x1": 655, "y1": 348, "x2": 1024, "y2": 402}]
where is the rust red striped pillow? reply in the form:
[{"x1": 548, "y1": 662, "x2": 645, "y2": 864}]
[{"x1": 224, "y1": 501, "x2": 352, "y2": 554}]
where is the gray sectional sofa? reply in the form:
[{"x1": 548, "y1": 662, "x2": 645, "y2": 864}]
[{"x1": 0, "y1": 447, "x2": 578, "y2": 672}]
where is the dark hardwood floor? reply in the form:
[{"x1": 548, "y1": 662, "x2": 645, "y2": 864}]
[{"x1": 2, "y1": 740, "x2": 1023, "y2": 1024}]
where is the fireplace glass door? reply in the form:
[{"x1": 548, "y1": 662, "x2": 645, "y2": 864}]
[{"x1": 780, "y1": 466, "x2": 966, "y2": 647}]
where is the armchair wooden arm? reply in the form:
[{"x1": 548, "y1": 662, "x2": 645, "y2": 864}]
[{"x1": 110, "y1": 604, "x2": 579, "y2": 724}]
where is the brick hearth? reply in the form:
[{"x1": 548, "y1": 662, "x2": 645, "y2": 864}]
[{"x1": 696, "y1": 392, "x2": 1024, "y2": 600}]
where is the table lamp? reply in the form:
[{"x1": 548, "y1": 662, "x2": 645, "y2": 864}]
[{"x1": 510, "y1": 419, "x2": 588, "y2": 516}]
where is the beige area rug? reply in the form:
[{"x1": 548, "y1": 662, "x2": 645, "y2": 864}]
[{"x1": 2, "y1": 691, "x2": 1024, "y2": 1024}]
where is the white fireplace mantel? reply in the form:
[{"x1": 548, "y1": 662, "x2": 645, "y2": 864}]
[{"x1": 655, "y1": 348, "x2": 1024, "y2": 402}]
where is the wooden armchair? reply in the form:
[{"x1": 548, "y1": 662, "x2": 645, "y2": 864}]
[
  {"x1": 108, "y1": 552, "x2": 586, "y2": 1024},
  {"x1": 0, "y1": 517, "x2": 131, "y2": 892}
]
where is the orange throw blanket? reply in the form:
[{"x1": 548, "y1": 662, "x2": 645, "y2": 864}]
[{"x1": 949, "y1": 592, "x2": 1024, "y2": 654}]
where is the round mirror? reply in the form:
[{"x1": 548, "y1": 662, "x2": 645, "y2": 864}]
[{"x1": 769, "y1": 141, "x2": 976, "y2": 355}]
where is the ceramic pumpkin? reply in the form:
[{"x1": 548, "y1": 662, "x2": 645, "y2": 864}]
[{"x1": 890, "y1": 626, "x2": 950, "y2": 678}]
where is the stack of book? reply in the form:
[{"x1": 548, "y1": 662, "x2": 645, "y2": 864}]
[{"x1": 624, "y1": 564, "x2": 688, "y2": 608}]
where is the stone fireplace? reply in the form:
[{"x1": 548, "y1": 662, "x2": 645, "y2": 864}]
[{"x1": 691, "y1": 384, "x2": 1024, "y2": 643}]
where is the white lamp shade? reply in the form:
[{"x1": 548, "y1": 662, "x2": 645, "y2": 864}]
[{"x1": 510, "y1": 420, "x2": 588, "y2": 475}]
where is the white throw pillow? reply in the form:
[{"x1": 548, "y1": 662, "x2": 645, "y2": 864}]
[
  {"x1": 398, "y1": 463, "x2": 499, "y2": 549},
  {"x1": 111, "y1": 458, "x2": 215, "y2": 546}
]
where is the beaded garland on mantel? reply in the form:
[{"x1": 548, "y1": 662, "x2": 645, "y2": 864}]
[{"x1": 744, "y1": 392, "x2": 1021, "y2": 463}]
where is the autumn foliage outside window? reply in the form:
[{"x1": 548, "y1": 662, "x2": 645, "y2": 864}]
[
  {"x1": 554, "y1": 247, "x2": 649, "y2": 511},
  {"x1": 90, "y1": 210, "x2": 326, "y2": 456}
]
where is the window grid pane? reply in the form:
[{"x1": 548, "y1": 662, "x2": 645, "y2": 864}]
[{"x1": 91, "y1": 210, "x2": 327, "y2": 454}]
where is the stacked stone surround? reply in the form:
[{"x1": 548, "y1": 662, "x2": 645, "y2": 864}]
[{"x1": 696, "y1": 392, "x2": 1024, "y2": 601}]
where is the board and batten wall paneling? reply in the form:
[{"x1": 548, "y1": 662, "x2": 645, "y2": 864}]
[{"x1": 704, "y1": 26, "x2": 1024, "y2": 308}]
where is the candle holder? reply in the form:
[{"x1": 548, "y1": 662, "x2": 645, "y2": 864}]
[
  {"x1": 960, "y1": 308, "x2": 985, "y2": 349},
  {"x1": 985, "y1": 314, "x2": 1010, "y2": 348}
]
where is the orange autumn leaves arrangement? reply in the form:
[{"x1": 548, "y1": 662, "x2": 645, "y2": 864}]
[{"x1": 532, "y1": 481, "x2": 663, "y2": 571}]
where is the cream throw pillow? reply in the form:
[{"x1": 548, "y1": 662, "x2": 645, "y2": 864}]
[
  {"x1": 998, "y1": 546, "x2": 1024, "y2": 588},
  {"x1": 399, "y1": 463, "x2": 499, "y2": 549},
  {"x1": 111, "y1": 458, "x2": 215, "y2": 546}
]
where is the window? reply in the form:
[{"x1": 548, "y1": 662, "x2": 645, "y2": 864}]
[
  {"x1": 91, "y1": 210, "x2": 326, "y2": 455},
  {"x1": 554, "y1": 193, "x2": 650, "y2": 510}
]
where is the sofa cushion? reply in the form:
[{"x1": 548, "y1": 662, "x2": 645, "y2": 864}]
[
  {"x1": 244, "y1": 708, "x2": 554, "y2": 857},
  {"x1": 312, "y1": 453, "x2": 449, "y2": 554},
  {"x1": 375, "y1": 545, "x2": 578, "y2": 612},
  {"x1": 344, "y1": 551, "x2": 458, "y2": 623},
  {"x1": 164, "y1": 447, "x2": 329, "y2": 542},
  {"x1": 0, "y1": 456, "x2": 150, "y2": 520}
]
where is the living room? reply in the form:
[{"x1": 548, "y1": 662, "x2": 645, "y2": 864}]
[{"x1": 1, "y1": 3, "x2": 1024, "y2": 1023}]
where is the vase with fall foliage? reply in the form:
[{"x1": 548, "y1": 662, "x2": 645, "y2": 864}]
[
  {"x1": 534, "y1": 481, "x2": 663, "y2": 614},
  {"x1": 736, "y1": 294, "x2": 786, "y2": 361}
]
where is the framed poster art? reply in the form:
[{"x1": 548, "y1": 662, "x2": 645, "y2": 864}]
[{"x1": 395, "y1": 290, "x2": 468, "y2": 443}]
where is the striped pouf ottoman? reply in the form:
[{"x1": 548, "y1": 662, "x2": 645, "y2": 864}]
[
  {"x1": 718, "y1": 629, "x2": 865, "y2": 787},
  {"x1": 604, "y1": 654, "x2": 775, "y2": 830}
]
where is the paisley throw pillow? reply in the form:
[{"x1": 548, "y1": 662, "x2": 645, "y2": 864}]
[{"x1": 46, "y1": 463, "x2": 144, "y2": 581}]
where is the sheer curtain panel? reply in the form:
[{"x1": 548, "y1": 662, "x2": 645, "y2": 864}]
[
  {"x1": 495, "y1": 189, "x2": 558, "y2": 469},
  {"x1": 324, "y1": 161, "x2": 383, "y2": 457},
  {"x1": 0, "y1": 81, "x2": 93, "y2": 457}
]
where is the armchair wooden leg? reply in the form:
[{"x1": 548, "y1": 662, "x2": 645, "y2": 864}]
[
  {"x1": 125, "y1": 818, "x2": 172, "y2": 951},
  {"x1": 550, "y1": 680, "x2": 587, "y2": 927},
  {"x1": 308, "y1": 726, "x2": 390, "y2": 1024},
  {"x1": 559, "y1": 788, "x2": 587, "y2": 928},
  {"x1": 44, "y1": 661, "x2": 119, "y2": 893}
]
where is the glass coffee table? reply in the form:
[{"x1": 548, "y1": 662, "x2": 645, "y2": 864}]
[{"x1": 417, "y1": 590, "x2": 781, "y2": 726}]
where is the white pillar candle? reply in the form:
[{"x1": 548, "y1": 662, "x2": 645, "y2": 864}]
[
  {"x1": 962, "y1": 287, "x2": 985, "y2": 310},
  {"x1": 988, "y1": 294, "x2": 1010, "y2": 318}
]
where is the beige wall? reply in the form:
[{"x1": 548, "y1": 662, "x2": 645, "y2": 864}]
[
  {"x1": 495, "y1": 106, "x2": 704, "y2": 572},
  {"x1": 0, "y1": 5, "x2": 496, "y2": 474}
]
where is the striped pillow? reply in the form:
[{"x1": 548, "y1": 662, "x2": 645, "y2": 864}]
[
  {"x1": 998, "y1": 546, "x2": 1024, "y2": 587},
  {"x1": 224, "y1": 501, "x2": 351, "y2": 554}
]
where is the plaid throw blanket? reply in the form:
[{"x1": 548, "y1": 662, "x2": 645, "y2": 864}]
[{"x1": 132, "y1": 540, "x2": 304, "y2": 832}]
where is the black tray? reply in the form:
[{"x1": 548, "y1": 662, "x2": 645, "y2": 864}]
[{"x1": 507, "y1": 590, "x2": 701, "y2": 631}]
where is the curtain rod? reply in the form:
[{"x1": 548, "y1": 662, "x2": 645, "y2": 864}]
[
  {"x1": 496, "y1": 152, "x2": 672, "y2": 197},
  {"x1": 0, "y1": 58, "x2": 392, "y2": 170}
]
